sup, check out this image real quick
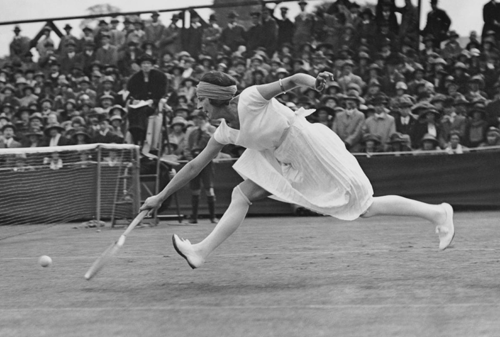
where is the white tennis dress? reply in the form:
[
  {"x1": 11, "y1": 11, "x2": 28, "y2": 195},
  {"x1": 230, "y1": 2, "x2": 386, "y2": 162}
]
[{"x1": 214, "y1": 86, "x2": 374, "y2": 220}]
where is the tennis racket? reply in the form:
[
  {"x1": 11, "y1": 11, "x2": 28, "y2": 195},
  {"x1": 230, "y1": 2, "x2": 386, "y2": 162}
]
[{"x1": 85, "y1": 210, "x2": 148, "y2": 280}]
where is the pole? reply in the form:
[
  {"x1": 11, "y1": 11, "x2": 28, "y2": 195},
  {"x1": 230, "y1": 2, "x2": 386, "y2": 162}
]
[
  {"x1": 417, "y1": 0, "x2": 422, "y2": 52},
  {"x1": 96, "y1": 145, "x2": 102, "y2": 224},
  {"x1": 0, "y1": 0, "x2": 309, "y2": 26}
]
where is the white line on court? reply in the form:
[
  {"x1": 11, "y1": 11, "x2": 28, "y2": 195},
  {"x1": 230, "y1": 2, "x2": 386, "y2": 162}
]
[
  {"x1": 0, "y1": 303, "x2": 499, "y2": 311},
  {"x1": 0, "y1": 248, "x2": 498, "y2": 261}
]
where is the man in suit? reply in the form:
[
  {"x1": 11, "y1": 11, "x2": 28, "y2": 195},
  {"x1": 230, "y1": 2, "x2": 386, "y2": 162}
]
[
  {"x1": 9, "y1": 26, "x2": 31, "y2": 64},
  {"x1": 337, "y1": 59, "x2": 365, "y2": 94},
  {"x1": 482, "y1": 0, "x2": 500, "y2": 43},
  {"x1": 59, "y1": 40, "x2": 80, "y2": 74},
  {"x1": 274, "y1": 6, "x2": 294, "y2": 49},
  {"x1": 126, "y1": 54, "x2": 167, "y2": 146},
  {"x1": 95, "y1": 32, "x2": 118, "y2": 66},
  {"x1": 332, "y1": 94, "x2": 365, "y2": 152},
  {"x1": 421, "y1": 0, "x2": 451, "y2": 48},
  {"x1": 145, "y1": 11, "x2": 166, "y2": 58},
  {"x1": 362, "y1": 94, "x2": 396, "y2": 151},
  {"x1": 0, "y1": 123, "x2": 22, "y2": 149},
  {"x1": 220, "y1": 11, "x2": 246, "y2": 53},
  {"x1": 394, "y1": 97, "x2": 417, "y2": 136}
]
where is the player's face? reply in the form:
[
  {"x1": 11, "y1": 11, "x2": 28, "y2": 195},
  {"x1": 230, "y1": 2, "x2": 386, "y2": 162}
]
[{"x1": 197, "y1": 96, "x2": 216, "y2": 119}]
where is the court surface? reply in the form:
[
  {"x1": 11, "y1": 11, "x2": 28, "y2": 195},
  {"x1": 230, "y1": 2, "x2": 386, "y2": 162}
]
[{"x1": 0, "y1": 211, "x2": 499, "y2": 337}]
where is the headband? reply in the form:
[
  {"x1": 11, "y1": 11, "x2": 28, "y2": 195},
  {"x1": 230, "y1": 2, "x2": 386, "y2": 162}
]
[{"x1": 196, "y1": 81, "x2": 237, "y2": 100}]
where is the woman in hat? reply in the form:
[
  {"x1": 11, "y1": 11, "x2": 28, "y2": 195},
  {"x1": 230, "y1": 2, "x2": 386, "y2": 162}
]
[
  {"x1": 361, "y1": 133, "x2": 382, "y2": 156},
  {"x1": 169, "y1": 116, "x2": 188, "y2": 157},
  {"x1": 141, "y1": 70, "x2": 455, "y2": 270},
  {"x1": 479, "y1": 126, "x2": 500, "y2": 148},
  {"x1": 465, "y1": 107, "x2": 488, "y2": 148},
  {"x1": 312, "y1": 105, "x2": 335, "y2": 128},
  {"x1": 411, "y1": 105, "x2": 443, "y2": 149},
  {"x1": 43, "y1": 122, "x2": 71, "y2": 146},
  {"x1": 444, "y1": 130, "x2": 469, "y2": 154},
  {"x1": 414, "y1": 133, "x2": 442, "y2": 155}
]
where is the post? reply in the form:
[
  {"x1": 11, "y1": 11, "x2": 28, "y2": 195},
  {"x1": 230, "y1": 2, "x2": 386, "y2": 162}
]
[
  {"x1": 417, "y1": 0, "x2": 422, "y2": 52},
  {"x1": 96, "y1": 145, "x2": 102, "y2": 223},
  {"x1": 133, "y1": 146, "x2": 141, "y2": 215}
]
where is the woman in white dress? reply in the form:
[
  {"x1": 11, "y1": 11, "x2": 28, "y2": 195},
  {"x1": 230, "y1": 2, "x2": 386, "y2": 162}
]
[{"x1": 140, "y1": 71, "x2": 455, "y2": 269}]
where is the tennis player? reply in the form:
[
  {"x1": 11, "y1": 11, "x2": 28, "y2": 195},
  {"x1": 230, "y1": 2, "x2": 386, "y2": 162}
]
[{"x1": 140, "y1": 71, "x2": 455, "y2": 269}]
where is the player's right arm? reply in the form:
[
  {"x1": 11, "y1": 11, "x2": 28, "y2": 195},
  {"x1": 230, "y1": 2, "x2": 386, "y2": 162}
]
[{"x1": 140, "y1": 136, "x2": 224, "y2": 212}]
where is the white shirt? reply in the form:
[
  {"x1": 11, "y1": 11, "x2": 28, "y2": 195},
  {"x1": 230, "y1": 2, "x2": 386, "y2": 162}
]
[
  {"x1": 400, "y1": 116, "x2": 410, "y2": 125},
  {"x1": 427, "y1": 124, "x2": 437, "y2": 137},
  {"x1": 49, "y1": 133, "x2": 61, "y2": 147}
]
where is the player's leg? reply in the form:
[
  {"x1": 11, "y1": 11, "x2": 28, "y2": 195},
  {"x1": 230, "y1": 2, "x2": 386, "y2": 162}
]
[
  {"x1": 202, "y1": 162, "x2": 217, "y2": 223},
  {"x1": 173, "y1": 179, "x2": 270, "y2": 268},
  {"x1": 362, "y1": 195, "x2": 454, "y2": 250},
  {"x1": 189, "y1": 175, "x2": 202, "y2": 224}
]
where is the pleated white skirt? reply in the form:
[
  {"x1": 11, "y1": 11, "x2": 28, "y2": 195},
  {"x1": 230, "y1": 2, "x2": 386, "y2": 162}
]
[{"x1": 233, "y1": 116, "x2": 374, "y2": 221}]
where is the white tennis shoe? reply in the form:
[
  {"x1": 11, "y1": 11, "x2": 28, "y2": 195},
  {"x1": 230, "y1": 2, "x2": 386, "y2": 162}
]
[
  {"x1": 436, "y1": 203, "x2": 455, "y2": 250},
  {"x1": 172, "y1": 234, "x2": 205, "y2": 269}
]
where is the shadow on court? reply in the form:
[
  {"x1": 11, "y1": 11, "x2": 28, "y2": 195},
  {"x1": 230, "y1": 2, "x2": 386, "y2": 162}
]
[{"x1": 0, "y1": 211, "x2": 499, "y2": 337}]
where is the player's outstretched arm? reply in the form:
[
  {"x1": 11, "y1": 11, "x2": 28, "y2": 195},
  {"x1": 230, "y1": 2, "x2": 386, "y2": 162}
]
[
  {"x1": 256, "y1": 72, "x2": 334, "y2": 101},
  {"x1": 140, "y1": 136, "x2": 224, "y2": 212}
]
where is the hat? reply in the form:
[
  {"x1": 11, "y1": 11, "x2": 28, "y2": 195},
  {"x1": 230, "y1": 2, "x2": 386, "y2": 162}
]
[
  {"x1": 63, "y1": 24, "x2": 72, "y2": 30},
  {"x1": 453, "y1": 96, "x2": 469, "y2": 106},
  {"x1": 72, "y1": 131, "x2": 91, "y2": 143},
  {"x1": 151, "y1": 11, "x2": 160, "y2": 17},
  {"x1": 99, "y1": 94, "x2": 114, "y2": 102},
  {"x1": 314, "y1": 106, "x2": 335, "y2": 116},
  {"x1": 371, "y1": 94, "x2": 388, "y2": 106},
  {"x1": 174, "y1": 104, "x2": 190, "y2": 115},
  {"x1": 389, "y1": 132, "x2": 406, "y2": 144},
  {"x1": 44, "y1": 123, "x2": 65, "y2": 136},
  {"x1": 395, "y1": 82, "x2": 408, "y2": 90},
  {"x1": 430, "y1": 94, "x2": 447, "y2": 104},
  {"x1": 344, "y1": 94, "x2": 360, "y2": 102},
  {"x1": 100, "y1": 75, "x2": 115, "y2": 84},
  {"x1": 398, "y1": 97, "x2": 413, "y2": 108},
  {"x1": 171, "y1": 116, "x2": 187, "y2": 127},
  {"x1": 29, "y1": 112, "x2": 43, "y2": 121},
  {"x1": 0, "y1": 113, "x2": 10, "y2": 121},
  {"x1": 448, "y1": 30, "x2": 459, "y2": 39},
  {"x1": 137, "y1": 53, "x2": 156, "y2": 64},
  {"x1": 362, "y1": 133, "x2": 381, "y2": 144},
  {"x1": 486, "y1": 126, "x2": 500, "y2": 137},
  {"x1": 468, "y1": 107, "x2": 486, "y2": 118},
  {"x1": 341, "y1": 59, "x2": 354, "y2": 68},
  {"x1": 454, "y1": 62, "x2": 467, "y2": 70},
  {"x1": 419, "y1": 106, "x2": 441, "y2": 119},
  {"x1": 110, "y1": 104, "x2": 126, "y2": 116},
  {"x1": 110, "y1": 115, "x2": 123, "y2": 123},
  {"x1": 1, "y1": 123, "x2": 16, "y2": 132},
  {"x1": 13, "y1": 25, "x2": 21, "y2": 32},
  {"x1": 420, "y1": 133, "x2": 439, "y2": 146}
]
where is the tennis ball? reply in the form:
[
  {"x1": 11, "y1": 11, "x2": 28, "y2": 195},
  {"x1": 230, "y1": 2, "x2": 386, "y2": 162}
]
[{"x1": 39, "y1": 255, "x2": 52, "y2": 268}]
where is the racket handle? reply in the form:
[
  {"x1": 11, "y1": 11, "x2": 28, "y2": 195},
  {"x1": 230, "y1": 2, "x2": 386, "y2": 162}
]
[{"x1": 122, "y1": 210, "x2": 148, "y2": 237}]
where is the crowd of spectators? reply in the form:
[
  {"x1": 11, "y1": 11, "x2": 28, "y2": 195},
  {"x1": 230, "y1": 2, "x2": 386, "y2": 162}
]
[{"x1": 1, "y1": 0, "x2": 500, "y2": 164}]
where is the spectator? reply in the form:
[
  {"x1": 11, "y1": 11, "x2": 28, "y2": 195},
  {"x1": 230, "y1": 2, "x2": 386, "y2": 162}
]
[
  {"x1": 337, "y1": 59, "x2": 365, "y2": 93},
  {"x1": 182, "y1": 11, "x2": 204, "y2": 58},
  {"x1": 362, "y1": 94, "x2": 396, "y2": 151},
  {"x1": 43, "y1": 122, "x2": 71, "y2": 146},
  {"x1": 361, "y1": 133, "x2": 382, "y2": 156},
  {"x1": 479, "y1": 126, "x2": 500, "y2": 147},
  {"x1": 332, "y1": 94, "x2": 365, "y2": 152},
  {"x1": 387, "y1": 132, "x2": 412, "y2": 153},
  {"x1": 0, "y1": 123, "x2": 22, "y2": 149},
  {"x1": 109, "y1": 18, "x2": 126, "y2": 48},
  {"x1": 482, "y1": 0, "x2": 500, "y2": 43},
  {"x1": 293, "y1": 1, "x2": 316, "y2": 54},
  {"x1": 411, "y1": 105, "x2": 442, "y2": 148},
  {"x1": 274, "y1": 6, "x2": 294, "y2": 49},
  {"x1": 465, "y1": 107, "x2": 488, "y2": 147},
  {"x1": 220, "y1": 11, "x2": 246, "y2": 54},
  {"x1": 395, "y1": 97, "x2": 417, "y2": 136},
  {"x1": 9, "y1": 26, "x2": 31, "y2": 64},
  {"x1": 145, "y1": 12, "x2": 166, "y2": 56},
  {"x1": 183, "y1": 109, "x2": 218, "y2": 224},
  {"x1": 58, "y1": 24, "x2": 78, "y2": 55},
  {"x1": 444, "y1": 130, "x2": 469, "y2": 154},
  {"x1": 396, "y1": 0, "x2": 419, "y2": 49},
  {"x1": 161, "y1": 14, "x2": 183, "y2": 56},
  {"x1": 261, "y1": 7, "x2": 279, "y2": 57},
  {"x1": 414, "y1": 133, "x2": 442, "y2": 154},
  {"x1": 202, "y1": 15, "x2": 222, "y2": 61},
  {"x1": 422, "y1": 0, "x2": 452, "y2": 49},
  {"x1": 127, "y1": 53, "x2": 167, "y2": 146},
  {"x1": 313, "y1": 105, "x2": 335, "y2": 129},
  {"x1": 95, "y1": 32, "x2": 118, "y2": 66}
]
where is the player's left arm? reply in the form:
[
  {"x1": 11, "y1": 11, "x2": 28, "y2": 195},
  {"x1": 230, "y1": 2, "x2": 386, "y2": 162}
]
[{"x1": 256, "y1": 72, "x2": 333, "y2": 101}]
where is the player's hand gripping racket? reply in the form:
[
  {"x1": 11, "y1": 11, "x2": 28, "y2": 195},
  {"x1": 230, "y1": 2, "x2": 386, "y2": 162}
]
[{"x1": 85, "y1": 210, "x2": 148, "y2": 280}]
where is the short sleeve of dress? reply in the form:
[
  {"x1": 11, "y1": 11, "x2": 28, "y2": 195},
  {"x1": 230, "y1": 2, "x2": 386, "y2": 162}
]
[
  {"x1": 213, "y1": 119, "x2": 232, "y2": 145},
  {"x1": 239, "y1": 86, "x2": 269, "y2": 115}
]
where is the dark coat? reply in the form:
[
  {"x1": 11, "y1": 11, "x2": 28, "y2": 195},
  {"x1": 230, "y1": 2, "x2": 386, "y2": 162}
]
[
  {"x1": 422, "y1": 8, "x2": 451, "y2": 45},
  {"x1": 220, "y1": 24, "x2": 246, "y2": 52},
  {"x1": 482, "y1": 1, "x2": 500, "y2": 40},
  {"x1": 127, "y1": 68, "x2": 167, "y2": 106}
]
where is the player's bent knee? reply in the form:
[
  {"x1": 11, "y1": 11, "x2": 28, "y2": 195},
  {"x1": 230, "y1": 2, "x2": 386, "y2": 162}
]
[{"x1": 232, "y1": 186, "x2": 252, "y2": 206}]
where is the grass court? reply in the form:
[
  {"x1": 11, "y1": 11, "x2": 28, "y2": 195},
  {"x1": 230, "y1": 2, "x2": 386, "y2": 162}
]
[{"x1": 1, "y1": 211, "x2": 499, "y2": 337}]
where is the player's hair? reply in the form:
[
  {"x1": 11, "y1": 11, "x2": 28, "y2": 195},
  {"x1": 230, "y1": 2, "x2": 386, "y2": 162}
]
[{"x1": 200, "y1": 71, "x2": 238, "y2": 107}]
